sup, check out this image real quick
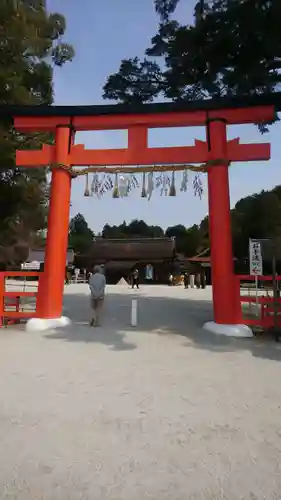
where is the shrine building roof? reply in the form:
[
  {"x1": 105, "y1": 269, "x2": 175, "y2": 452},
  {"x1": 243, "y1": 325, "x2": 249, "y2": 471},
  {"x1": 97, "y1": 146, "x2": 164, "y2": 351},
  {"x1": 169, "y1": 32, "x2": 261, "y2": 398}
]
[{"x1": 81, "y1": 237, "x2": 176, "y2": 262}]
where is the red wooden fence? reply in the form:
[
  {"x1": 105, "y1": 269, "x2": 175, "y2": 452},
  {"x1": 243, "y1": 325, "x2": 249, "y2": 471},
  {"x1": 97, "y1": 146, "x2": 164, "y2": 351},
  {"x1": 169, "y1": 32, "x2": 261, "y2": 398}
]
[
  {"x1": 234, "y1": 274, "x2": 281, "y2": 328},
  {"x1": 0, "y1": 272, "x2": 40, "y2": 327}
]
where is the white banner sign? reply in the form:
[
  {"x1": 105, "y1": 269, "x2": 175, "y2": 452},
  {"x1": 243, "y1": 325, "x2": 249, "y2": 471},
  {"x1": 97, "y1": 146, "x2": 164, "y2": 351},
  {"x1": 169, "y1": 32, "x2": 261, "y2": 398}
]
[
  {"x1": 249, "y1": 240, "x2": 263, "y2": 276},
  {"x1": 145, "y1": 264, "x2": 154, "y2": 280},
  {"x1": 21, "y1": 261, "x2": 40, "y2": 270}
]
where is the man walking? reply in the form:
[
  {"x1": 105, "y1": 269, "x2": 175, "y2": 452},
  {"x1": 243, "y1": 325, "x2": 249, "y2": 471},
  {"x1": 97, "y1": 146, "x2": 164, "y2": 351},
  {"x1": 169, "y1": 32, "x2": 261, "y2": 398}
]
[
  {"x1": 184, "y1": 273, "x2": 189, "y2": 289},
  {"x1": 89, "y1": 265, "x2": 106, "y2": 327},
  {"x1": 74, "y1": 267, "x2": 80, "y2": 283},
  {"x1": 131, "y1": 268, "x2": 140, "y2": 289}
]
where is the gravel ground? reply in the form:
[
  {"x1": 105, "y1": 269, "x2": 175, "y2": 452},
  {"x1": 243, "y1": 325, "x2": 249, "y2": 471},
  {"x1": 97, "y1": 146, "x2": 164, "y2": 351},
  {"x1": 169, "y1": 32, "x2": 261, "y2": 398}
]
[{"x1": 1, "y1": 284, "x2": 281, "y2": 499}]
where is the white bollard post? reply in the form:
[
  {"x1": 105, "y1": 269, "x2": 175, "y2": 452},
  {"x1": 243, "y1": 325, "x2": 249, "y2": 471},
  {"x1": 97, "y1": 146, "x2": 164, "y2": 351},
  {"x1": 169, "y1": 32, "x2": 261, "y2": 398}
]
[{"x1": 131, "y1": 299, "x2": 137, "y2": 327}]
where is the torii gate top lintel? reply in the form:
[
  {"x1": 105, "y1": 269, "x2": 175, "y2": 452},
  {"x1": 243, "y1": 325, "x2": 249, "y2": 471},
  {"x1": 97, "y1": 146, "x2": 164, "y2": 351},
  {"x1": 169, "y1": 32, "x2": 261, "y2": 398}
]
[
  {"x1": 7, "y1": 93, "x2": 277, "y2": 131},
  {"x1": 2, "y1": 90, "x2": 280, "y2": 125}
]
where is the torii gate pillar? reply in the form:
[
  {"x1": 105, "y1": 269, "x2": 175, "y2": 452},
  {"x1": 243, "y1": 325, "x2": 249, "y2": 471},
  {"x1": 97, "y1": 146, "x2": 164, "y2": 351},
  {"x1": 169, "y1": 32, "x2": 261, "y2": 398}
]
[
  {"x1": 208, "y1": 119, "x2": 235, "y2": 323},
  {"x1": 204, "y1": 119, "x2": 252, "y2": 337},
  {"x1": 27, "y1": 126, "x2": 73, "y2": 332}
]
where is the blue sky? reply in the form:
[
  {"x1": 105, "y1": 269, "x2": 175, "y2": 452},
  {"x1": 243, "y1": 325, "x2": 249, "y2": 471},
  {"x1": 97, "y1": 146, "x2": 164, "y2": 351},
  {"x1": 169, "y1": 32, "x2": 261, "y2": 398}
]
[{"x1": 48, "y1": 0, "x2": 281, "y2": 233}]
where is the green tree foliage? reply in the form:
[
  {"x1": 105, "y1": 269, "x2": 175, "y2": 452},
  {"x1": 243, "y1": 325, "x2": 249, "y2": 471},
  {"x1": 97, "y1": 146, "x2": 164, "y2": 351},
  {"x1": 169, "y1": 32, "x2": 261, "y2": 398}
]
[
  {"x1": 154, "y1": 0, "x2": 181, "y2": 21},
  {"x1": 232, "y1": 186, "x2": 281, "y2": 258},
  {"x1": 101, "y1": 219, "x2": 201, "y2": 256},
  {"x1": 103, "y1": 0, "x2": 281, "y2": 105},
  {"x1": 69, "y1": 214, "x2": 95, "y2": 254},
  {"x1": 0, "y1": 0, "x2": 74, "y2": 256},
  {"x1": 102, "y1": 220, "x2": 164, "y2": 238},
  {"x1": 166, "y1": 223, "x2": 204, "y2": 256},
  {"x1": 85, "y1": 184, "x2": 281, "y2": 260}
]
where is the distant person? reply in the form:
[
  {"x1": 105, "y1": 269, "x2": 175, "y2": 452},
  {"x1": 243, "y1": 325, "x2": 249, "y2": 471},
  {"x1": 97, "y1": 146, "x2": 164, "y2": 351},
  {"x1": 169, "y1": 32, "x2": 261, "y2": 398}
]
[
  {"x1": 190, "y1": 274, "x2": 195, "y2": 288},
  {"x1": 184, "y1": 273, "x2": 189, "y2": 289},
  {"x1": 132, "y1": 268, "x2": 139, "y2": 289},
  {"x1": 168, "y1": 273, "x2": 173, "y2": 286},
  {"x1": 65, "y1": 266, "x2": 69, "y2": 285},
  {"x1": 74, "y1": 267, "x2": 80, "y2": 283},
  {"x1": 89, "y1": 265, "x2": 106, "y2": 327},
  {"x1": 195, "y1": 273, "x2": 201, "y2": 289},
  {"x1": 201, "y1": 272, "x2": 206, "y2": 289}
]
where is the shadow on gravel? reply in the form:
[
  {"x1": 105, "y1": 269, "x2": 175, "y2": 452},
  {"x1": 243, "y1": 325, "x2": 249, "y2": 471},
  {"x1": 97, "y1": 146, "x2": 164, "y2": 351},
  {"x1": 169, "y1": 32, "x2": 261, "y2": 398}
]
[
  {"x1": 43, "y1": 290, "x2": 281, "y2": 362},
  {"x1": 46, "y1": 324, "x2": 137, "y2": 352}
]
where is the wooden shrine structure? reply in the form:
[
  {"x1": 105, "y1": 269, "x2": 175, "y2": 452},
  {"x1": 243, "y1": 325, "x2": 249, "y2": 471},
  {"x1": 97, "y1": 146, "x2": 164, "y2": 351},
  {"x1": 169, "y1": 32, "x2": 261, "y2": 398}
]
[{"x1": 75, "y1": 237, "x2": 176, "y2": 284}]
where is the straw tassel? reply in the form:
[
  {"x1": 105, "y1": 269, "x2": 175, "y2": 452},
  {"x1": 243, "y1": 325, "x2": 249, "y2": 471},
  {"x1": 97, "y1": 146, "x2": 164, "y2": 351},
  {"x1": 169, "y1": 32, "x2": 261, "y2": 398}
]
[
  {"x1": 141, "y1": 172, "x2": 147, "y2": 198},
  {"x1": 112, "y1": 173, "x2": 119, "y2": 198},
  {"x1": 169, "y1": 170, "x2": 176, "y2": 197},
  {"x1": 84, "y1": 172, "x2": 90, "y2": 197},
  {"x1": 147, "y1": 172, "x2": 154, "y2": 201},
  {"x1": 180, "y1": 169, "x2": 188, "y2": 192}
]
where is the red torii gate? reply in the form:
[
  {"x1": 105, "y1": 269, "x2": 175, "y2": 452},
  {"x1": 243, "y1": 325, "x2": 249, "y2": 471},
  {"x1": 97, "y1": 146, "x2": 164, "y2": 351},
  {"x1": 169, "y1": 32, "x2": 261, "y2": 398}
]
[{"x1": 10, "y1": 97, "x2": 274, "y2": 335}]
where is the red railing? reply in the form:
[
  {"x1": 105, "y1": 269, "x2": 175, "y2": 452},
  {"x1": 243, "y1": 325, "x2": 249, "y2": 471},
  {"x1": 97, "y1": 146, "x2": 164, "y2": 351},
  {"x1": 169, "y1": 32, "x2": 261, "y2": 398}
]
[
  {"x1": 234, "y1": 274, "x2": 281, "y2": 328},
  {"x1": 0, "y1": 271, "x2": 40, "y2": 327}
]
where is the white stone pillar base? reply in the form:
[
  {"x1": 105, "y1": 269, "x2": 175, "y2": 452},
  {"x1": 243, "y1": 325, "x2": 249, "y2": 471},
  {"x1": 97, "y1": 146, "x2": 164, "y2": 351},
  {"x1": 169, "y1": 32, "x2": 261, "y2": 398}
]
[
  {"x1": 26, "y1": 316, "x2": 71, "y2": 333},
  {"x1": 203, "y1": 321, "x2": 253, "y2": 338}
]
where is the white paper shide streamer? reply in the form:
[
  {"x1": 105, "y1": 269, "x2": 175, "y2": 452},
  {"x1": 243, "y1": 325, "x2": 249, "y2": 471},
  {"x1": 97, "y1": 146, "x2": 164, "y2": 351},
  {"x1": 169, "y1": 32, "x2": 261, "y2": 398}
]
[
  {"x1": 85, "y1": 168, "x2": 203, "y2": 199},
  {"x1": 118, "y1": 175, "x2": 129, "y2": 198}
]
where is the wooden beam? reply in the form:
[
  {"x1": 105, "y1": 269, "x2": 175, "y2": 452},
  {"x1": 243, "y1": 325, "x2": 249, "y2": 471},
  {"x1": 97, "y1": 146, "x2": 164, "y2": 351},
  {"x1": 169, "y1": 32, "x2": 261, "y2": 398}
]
[
  {"x1": 15, "y1": 138, "x2": 270, "y2": 168},
  {"x1": 69, "y1": 141, "x2": 209, "y2": 166},
  {"x1": 208, "y1": 106, "x2": 274, "y2": 125},
  {"x1": 3, "y1": 91, "x2": 281, "y2": 119},
  {"x1": 72, "y1": 111, "x2": 206, "y2": 131},
  {"x1": 13, "y1": 105, "x2": 275, "y2": 132},
  {"x1": 16, "y1": 144, "x2": 55, "y2": 166},
  {"x1": 14, "y1": 116, "x2": 71, "y2": 132},
  {"x1": 227, "y1": 138, "x2": 270, "y2": 162},
  {"x1": 128, "y1": 126, "x2": 148, "y2": 150},
  {"x1": 14, "y1": 111, "x2": 206, "y2": 132}
]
